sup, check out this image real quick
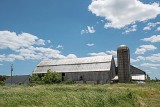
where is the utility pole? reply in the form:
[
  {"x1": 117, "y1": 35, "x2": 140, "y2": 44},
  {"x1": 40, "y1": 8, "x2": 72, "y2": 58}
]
[{"x1": 11, "y1": 64, "x2": 13, "y2": 84}]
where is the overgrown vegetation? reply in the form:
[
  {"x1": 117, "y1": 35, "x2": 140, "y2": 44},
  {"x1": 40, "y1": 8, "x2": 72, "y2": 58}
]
[
  {"x1": 0, "y1": 75, "x2": 8, "y2": 86},
  {"x1": 42, "y1": 70, "x2": 61, "y2": 84},
  {"x1": 30, "y1": 69, "x2": 61, "y2": 84},
  {"x1": 0, "y1": 82, "x2": 160, "y2": 107}
]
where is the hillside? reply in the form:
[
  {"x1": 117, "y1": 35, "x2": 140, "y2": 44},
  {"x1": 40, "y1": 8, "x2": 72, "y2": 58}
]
[{"x1": 0, "y1": 83, "x2": 160, "y2": 107}]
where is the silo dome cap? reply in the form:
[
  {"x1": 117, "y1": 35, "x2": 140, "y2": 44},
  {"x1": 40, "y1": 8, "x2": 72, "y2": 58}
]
[
  {"x1": 119, "y1": 45, "x2": 127, "y2": 47},
  {"x1": 118, "y1": 45, "x2": 129, "y2": 50}
]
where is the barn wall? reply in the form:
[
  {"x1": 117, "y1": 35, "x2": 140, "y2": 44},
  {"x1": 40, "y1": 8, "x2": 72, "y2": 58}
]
[{"x1": 63, "y1": 71, "x2": 110, "y2": 84}]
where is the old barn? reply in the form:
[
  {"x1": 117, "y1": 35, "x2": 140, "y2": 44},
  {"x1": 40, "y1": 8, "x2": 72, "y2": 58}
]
[{"x1": 34, "y1": 55, "x2": 116, "y2": 84}]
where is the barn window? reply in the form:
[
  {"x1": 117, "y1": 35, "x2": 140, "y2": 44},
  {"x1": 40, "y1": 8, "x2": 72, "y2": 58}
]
[
  {"x1": 62, "y1": 73, "x2": 65, "y2": 76},
  {"x1": 80, "y1": 76, "x2": 83, "y2": 80},
  {"x1": 62, "y1": 73, "x2": 65, "y2": 81}
]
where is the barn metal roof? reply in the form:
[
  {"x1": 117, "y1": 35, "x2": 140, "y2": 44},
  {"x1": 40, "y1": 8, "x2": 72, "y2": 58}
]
[
  {"x1": 34, "y1": 55, "x2": 113, "y2": 73},
  {"x1": 37, "y1": 55, "x2": 113, "y2": 66}
]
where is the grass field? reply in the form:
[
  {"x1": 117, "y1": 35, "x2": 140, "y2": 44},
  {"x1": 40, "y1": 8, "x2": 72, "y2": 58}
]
[{"x1": 0, "y1": 82, "x2": 160, "y2": 107}]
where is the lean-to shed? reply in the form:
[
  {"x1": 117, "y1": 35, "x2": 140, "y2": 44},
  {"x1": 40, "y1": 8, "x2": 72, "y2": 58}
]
[
  {"x1": 34, "y1": 55, "x2": 116, "y2": 84},
  {"x1": 5, "y1": 75, "x2": 30, "y2": 85}
]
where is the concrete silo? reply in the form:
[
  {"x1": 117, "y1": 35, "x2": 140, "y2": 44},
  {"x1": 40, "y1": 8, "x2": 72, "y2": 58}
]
[{"x1": 117, "y1": 45, "x2": 131, "y2": 83}]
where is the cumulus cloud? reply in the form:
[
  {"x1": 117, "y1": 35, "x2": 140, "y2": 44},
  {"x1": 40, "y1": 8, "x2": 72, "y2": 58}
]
[
  {"x1": 87, "y1": 26, "x2": 96, "y2": 33},
  {"x1": 142, "y1": 35, "x2": 160, "y2": 43},
  {"x1": 0, "y1": 31, "x2": 45, "y2": 50},
  {"x1": 130, "y1": 58, "x2": 140, "y2": 63},
  {"x1": 130, "y1": 56, "x2": 147, "y2": 63},
  {"x1": 136, "y1": 56, "x2": 145, "y2": 60},
  {"x1": 135, "y1": 45, "x2": 157, "y2": 54},
  {"x1": 143, "y1": 26, "x2": 151, "y2": 30},
  {"x1": 56, "y1": 45, "x2": 63, "y2": 49},
  {"x1": 106, "y1": 50, "x2": 117, "y2": 56},
  {"x1": 134, "y1": 53, "x2": 160, "y2": 62},
  {"x1": 81, "y1": 26, "x2": 96, "y2": 34},
  {"x1": 66, "y1": 54, "x2": 77, "y2": 59},
  {"x1": 145, "y1": 53, "x2": 160, "y2": 62},
  {"x1": 0, "y1": 31, "x2": 77, "y2": 62},
  {"x1": 88, "y1": 0, "x2": 160, "y2": 29},
  {"x1": 88, "y1": 50, "x2": 117, "y2": 57},
  {"x1": 86, "y1": 43, "x2": 95, "y2": 47},
  {"x1": 0, "y1": 54, "x2": 23, "y2": 62},
  {"x1": 141, "y1": 63, "x2": 160, "y2": 69},
  {"x1": 123, "y1": 25, "x2": 137, "y2": 34},
  {"x1": 157, "y1": 26, "x2": 160, "y2": 31},
  {"x1": 143, "y1": 22, "x2": 160, "y2": 30},
  {"x1": 88, "y1": 52, "x2": 108, "y2": 56},
  {"x1": 0, "y1": 47, "x2": 66, "y2": 62},
  {"x1": 47, "y1": 40, "x2": 51, "y2": 43}
]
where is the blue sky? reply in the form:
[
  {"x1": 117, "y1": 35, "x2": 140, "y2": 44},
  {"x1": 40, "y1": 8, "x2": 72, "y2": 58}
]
[{"x1": 0, "y1": 0, "x2": 160, "y2": 79}]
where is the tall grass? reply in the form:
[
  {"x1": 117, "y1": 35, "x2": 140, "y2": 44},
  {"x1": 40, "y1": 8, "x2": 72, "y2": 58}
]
[{"x1": 0, "y1": 83, "x2": 160, "y2": 107}]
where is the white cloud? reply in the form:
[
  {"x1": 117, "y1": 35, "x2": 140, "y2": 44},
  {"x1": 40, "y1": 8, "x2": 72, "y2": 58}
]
[
  {"x1": 106, "y1": 50, "x2": 117, "y2": 56},
  {"x1": 0, "y1": 30, "x2": 77, "y2": 62},
  {"x1": 135, "y1": 53, "x2": 160, "y2": 62},
  {"x1": 0, "y1": 31, "x2": 45, "y2": 50},
  {"x1": 86, "y1": 43, "x2": 95, "y2": 47},
  {"x1": 156, "y1": 26, "x2": 160, "y2": 31},
  {"x1": 136, "y1": 56, "x2": 145, "y2": 60},
  {"x1": 0, "y1": 54, "x2": 19, "y2": 62},
  {"x1": 150, "y1": 67, "x2": 158, "y2": 69},
  {"x1": 135, "y1": 45, "x2": 157, "y2": 54},
  {"x1": 88, "y1": 52, "x2": 108, "y2": 56},
  {"x1": 36, "y1": 39, "x2": 45, "y2": 46},
  {"x1": 135, "y1": 48, "x2": 146, "y2": 54},
  {"x1": 87, "y1": 26, "x2": 95, "y2": 33},
  {"x1": 143, "y1": 22, "x2": 160, "y2": 30},
  {"x1": 101, "y1": 20, "x2": 104, "y2": 23},
  {"x1": 130, "y1": 56, "x2": 147, "y2": 63},
  {"x1": 66, "y1": 54, "x2": 77, "y2": 59},
  {"x1": 123, "y1": 25, "x2": 137, "y2": 34},
  {"x1": 141, "y1": 63, "x2": 160, "y2": 69},
  {"x1": 143, "y1": 26, "x2": 151, "y2": 30},
  {"x1": 81, "y1": 26, "x2": 96, "y2": 34},
  {"x1": 88, "y1": 50, "x2": 117, "y2": 57},
  {"x1": 56, "y1": 45, "x2": 63, "y2": 49},
  {"x1": 47, "y1": 40, "x2": 51, "y2": 43},
  {"x1": 145, "y1": 53, "x2": 160, "y2": 62},
  {"x1": 142, "y1": 35, "x2": 160, "y2": 43},
  {"x1": 0, "y1": 64, "x2": 3, "y2": 66},
  {"x1": 81, "y1": 30, "x2": 86, "y2": 35},
  {"x1": 0, "y1": 46, "x2": 66, "y2": 62},
  {"x1": 88, "y1": 0, "x2": 160, "y2": 29},
  {"x1": 131, "y1": 58, "x2": 140, "y2": 63}
]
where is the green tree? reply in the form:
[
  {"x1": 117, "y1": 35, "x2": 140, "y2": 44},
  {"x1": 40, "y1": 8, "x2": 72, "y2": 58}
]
[
  {"x1": 42, "y1": 69, "x2": 61, "y2": 84},
  {"x1": 30, "y1": 74, "x2": 41, "y2": 82},
  {"x1": 29, "y1": 73, "x2": 44, "y2": 84}
]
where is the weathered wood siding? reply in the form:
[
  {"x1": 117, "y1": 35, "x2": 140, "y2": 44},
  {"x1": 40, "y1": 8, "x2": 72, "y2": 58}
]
[{"x1": 63, "y1": 71, "x2": 110, "y2": 84}]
